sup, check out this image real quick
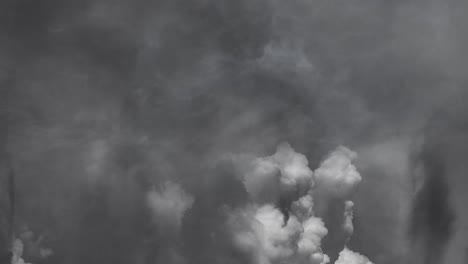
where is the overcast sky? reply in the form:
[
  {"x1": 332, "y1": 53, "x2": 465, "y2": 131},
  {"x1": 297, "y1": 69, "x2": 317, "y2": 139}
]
[{"x1": 1, "y1": 1, "x2": 468, "y2": 264}]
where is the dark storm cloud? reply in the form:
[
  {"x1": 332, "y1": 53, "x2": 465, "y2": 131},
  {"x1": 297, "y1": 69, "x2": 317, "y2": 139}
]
[{"x1": 1, "y1": 0, "x2": 468, "y2": 264}]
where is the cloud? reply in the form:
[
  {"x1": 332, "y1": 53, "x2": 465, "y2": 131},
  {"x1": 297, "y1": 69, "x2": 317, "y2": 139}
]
[
  {"x1": 3, "y1": 0, "x2": 466, "y2": 263},
  {"x1": 334, "y1": 247, "x2": 373, "y2": 264},
  {"x1": 296, "y1": 213, "x2": 329, "y2": 264},
  {"x1": 241, "y1": 143, "x2": 314, "y2": 204},
  {"x1": 146, "y1": 182, "x2": 194, "y2": 234},
  {"x1": 342, "y1": 201, "x2": 354, "y2": 238},
  {"x1": 315, "y1": 146, "x2": 361, "y2": 198},
  {"x1": 230, "y1": 144, "x2": 373, "y2": 264},
  {"x1": 11, "y1": 239, "x2": 30, "y2": 264},
  {"x1": 228, "y1": 204, "x2": 328, "y2": 264}
]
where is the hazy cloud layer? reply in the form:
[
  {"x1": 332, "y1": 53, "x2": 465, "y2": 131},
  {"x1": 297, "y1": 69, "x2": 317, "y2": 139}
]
[{"x1": 1, "y1": 0, "x2": 467, "y2": 264}]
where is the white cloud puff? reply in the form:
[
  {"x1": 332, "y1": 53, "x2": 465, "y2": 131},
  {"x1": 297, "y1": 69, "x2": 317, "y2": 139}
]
[
  {"x1": 334, "y1": 247, "x2": 373, "y2": 264},
  {"x1": 242, "y1": 143, "x2": 314, "y2": 204},
  {"x1": 229, "y1": 204, "x2": 328, "y2": 264},
  {"x1": 315, "y1": 146, "x2": 361, "y2": 198}
]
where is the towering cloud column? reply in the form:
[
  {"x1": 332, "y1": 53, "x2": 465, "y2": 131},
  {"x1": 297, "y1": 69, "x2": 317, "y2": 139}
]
[
  {"x1": 314, "y1": 147, "x2": 373, "y2": 264},
  {"x1": 230, "y1": 143, "x2": 373, "y2": 264}
]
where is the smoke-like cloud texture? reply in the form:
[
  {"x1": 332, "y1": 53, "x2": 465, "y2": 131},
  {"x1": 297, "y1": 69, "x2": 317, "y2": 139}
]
[
  {"x1": 1, "y1": 0, "x2": 468, "y2": 263},
  {"x1": 230, "y1": 144, "x2": 372, "y2": 264}
]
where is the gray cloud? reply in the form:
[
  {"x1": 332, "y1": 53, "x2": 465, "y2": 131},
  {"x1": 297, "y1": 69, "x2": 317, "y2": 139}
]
[{"x1": 1, "y1": 0, "x2": 468, "y2": 263}]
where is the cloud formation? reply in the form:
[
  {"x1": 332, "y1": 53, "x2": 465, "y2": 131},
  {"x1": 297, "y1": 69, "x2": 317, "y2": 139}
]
[
  {"x1": 230, "y1": 144, "x2": 372, "y2": 264},
  {"x1": 146, "y1": 182, "x2": 194, "y2": 234},
  {"x1": 241, "y1": 143, "x2": 314, "y2": 204},
  {"x1": 1, "y1": 0, "x2": 467, "y2": 263},
  {"x1": 315, "y1": 147, "x2": 361, "y2": 198},
  {"x1": 335, "y1": 248, "x2": 373, "y2": 264}
]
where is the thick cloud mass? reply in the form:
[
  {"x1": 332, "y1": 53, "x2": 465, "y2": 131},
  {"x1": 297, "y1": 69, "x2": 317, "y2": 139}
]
[
  {"x1": 241, "y1": 143, "x2": 314, "y2": 204},
  {"x1": 1, "y1": 0, "x2": 468, "y2": 263},
  {"x1": 231, "y1": 205, "x2": 304, "y2": 263},
  {"x1": 230, "y1": 144, "x2": 371, "y2": 264},
  {"x1": 315, "y1": 147, "x2": 361, "y2": 198}
]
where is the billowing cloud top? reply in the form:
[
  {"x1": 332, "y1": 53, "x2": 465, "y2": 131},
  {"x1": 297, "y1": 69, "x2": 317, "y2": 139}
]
[
  {"x1": 315, "y1": 147, "x2": 362, "y2": 198},
  {"x1": 230, "y1": 144, "x2": 372, "y2": 264},
  {"x1": 335, "y1": 248, "x2": 373, "y2": 264},
  {"x1": 242, "y1": 143, "x2": 314, "y2": 204}
]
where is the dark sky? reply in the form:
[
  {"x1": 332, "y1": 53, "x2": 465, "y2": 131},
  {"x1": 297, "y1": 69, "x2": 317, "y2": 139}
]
[{"x1": 1, "y1": 0, "x2": 468, "y2": 264}]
